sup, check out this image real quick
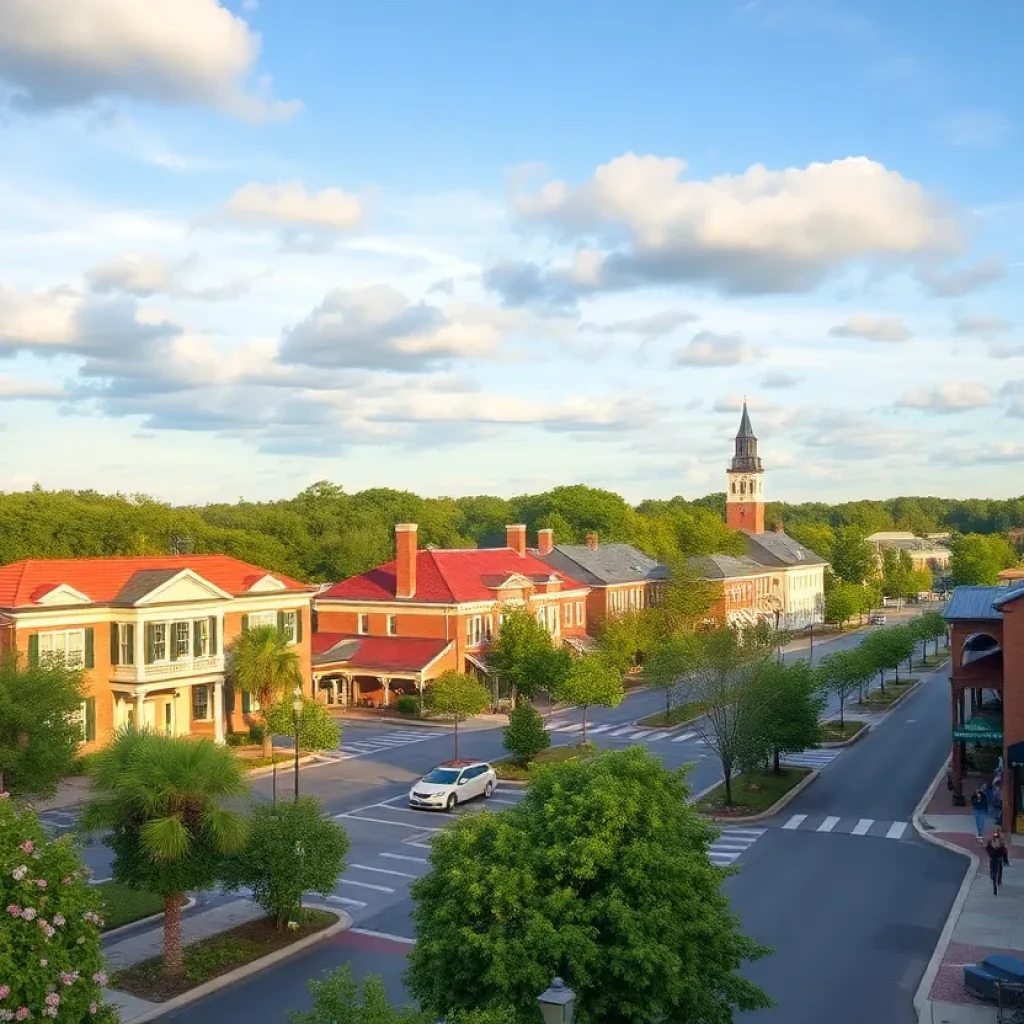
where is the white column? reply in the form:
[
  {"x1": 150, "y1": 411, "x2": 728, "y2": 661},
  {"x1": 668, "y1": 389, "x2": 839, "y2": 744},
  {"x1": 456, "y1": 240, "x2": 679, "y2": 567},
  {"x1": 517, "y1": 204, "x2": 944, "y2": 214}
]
[
  {"x1": 134, "y1": 692, "x2": 145, "y2": 730},
  {"x1": 213, "y1": 681, "x2": 224, "y2": 744},
  {"x1": 382, "y1": 678, "x2": 391, "y2": 707},
  {"x1": 135, "y1": 622, "x2": 145, "y2": 680},
  {"x1": 341, "y1": 675, "x2": 350, "y2": 707}
]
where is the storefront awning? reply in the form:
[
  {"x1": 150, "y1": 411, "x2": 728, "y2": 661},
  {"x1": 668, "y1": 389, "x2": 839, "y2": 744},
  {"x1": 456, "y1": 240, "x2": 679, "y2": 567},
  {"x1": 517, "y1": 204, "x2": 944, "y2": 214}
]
[{"x1": 953, "y1": 716, "x2": 1003, "y2": 744}]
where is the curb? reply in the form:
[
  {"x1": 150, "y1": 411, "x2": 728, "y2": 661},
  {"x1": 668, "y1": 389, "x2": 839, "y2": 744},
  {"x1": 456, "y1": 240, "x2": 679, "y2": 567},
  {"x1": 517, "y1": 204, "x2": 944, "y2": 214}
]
[
  {"x1": 854, "y1": 676, "x2": 924, "y2": 716},
  {"x1": 699, "y1": 768, "x2": 820, "y2": 824},
  {"x1": 911, "y1": 757, "x2": 978, "y2": 1024},
  {"x1": 112, "y1": 903, "x2": 353, "y2": 1024},
  {"x1": 329, "y1": 713, "x2": 509, "y2": 729},
  {"x1": 819, "y1": 722, "x2": 871, "y2": 749},
  {"x1": 243, "y1": 755, "x2": 318, "y2": 779},
  {"x1": 101, "y1": 896, "x2": 198, "y2": 943}
]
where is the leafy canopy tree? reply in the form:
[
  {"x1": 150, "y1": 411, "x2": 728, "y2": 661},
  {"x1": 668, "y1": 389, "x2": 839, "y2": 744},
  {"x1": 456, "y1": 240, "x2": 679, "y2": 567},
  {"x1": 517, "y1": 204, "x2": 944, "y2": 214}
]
[
  {"x1": 0, "y1": 651, "x2": 84, "y2": 799},
  {"x1": 0, "y1": 795, "x2": 117, "y2": 1024},
  {"x1": 950, "y1": 533, "x2": 1018, "y2": 586},
  {"x1": 595, "y1": 610, "x2": 652, "y2": 676},
  {"x1": 553, "y1": 653, "x2": 624, "y2": 743},
  {"x1": 830, "y1": 526, "x2": 878, "y2": 585},
  {"x1": 502, "y1": 704, "x2": 550, "y2": 762},
  {"x1": 81, "y1": 730, "x2": 249, "y2": 977},
  {"x1": 424, "y1": 671, "x2": 490, "y2": 760},
  {"x1": 223, "y1": 796, "x2": 349, "y2": 930},
  {"x1": 741, "y1": 659, "x2": 823, "y2": 775},
  {"x1": 265, "y1": 695, "x2": 340, "y2": 752},
  {"x1": 648, "y1": 558, "x2": 722, "y2": 639},
  {"x1": 815, "y1": 649, "x2": 872, "y2": 727},
  {"x1": 230, "y1": 624, "x2": 304, "y2": 758},
  {"x1": 916, "y1": 610, "x2": 948, "y2": 656},
  {"x1": 486, "y1": 607, "x2": 568, "y2": 704},
  {"x1": 406, "y1": 747, "x2": 771, "y2": 1024},
  {"x1": 880, "y1": 548, "x2": 914, "y2": 600},
  {"x1": 823, "y1": 573, "x2": 862, "y2": 628},
  {"x1": 858, "y1": 624, "x2": 915, "y2": 693},
  {"x1": 643, "y1": 632, "x2": 702, "y2": 720}
]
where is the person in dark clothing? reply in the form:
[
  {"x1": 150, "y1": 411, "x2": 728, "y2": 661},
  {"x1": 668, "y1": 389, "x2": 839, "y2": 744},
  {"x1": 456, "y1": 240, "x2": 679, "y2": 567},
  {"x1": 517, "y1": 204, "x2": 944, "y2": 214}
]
[
  {"x1": 971, "y1": 788, "x2": 988, "y2": 840},
  {"x1": 986, "y1": 831, "x2": 1009, "y2": 895}
]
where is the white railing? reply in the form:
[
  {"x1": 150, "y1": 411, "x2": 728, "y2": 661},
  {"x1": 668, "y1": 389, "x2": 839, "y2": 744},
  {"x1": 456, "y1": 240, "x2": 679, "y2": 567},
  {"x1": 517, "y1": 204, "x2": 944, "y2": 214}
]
[{"x1": 111, "y1": 654, "x2": 224, "y2": 684}]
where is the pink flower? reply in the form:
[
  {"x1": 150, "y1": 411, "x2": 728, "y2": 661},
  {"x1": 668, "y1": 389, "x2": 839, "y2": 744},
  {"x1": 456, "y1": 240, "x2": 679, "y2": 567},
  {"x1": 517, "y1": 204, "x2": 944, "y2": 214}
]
[
  {"x1": 0, "y1": 985, "x2": 9, "y2": 999},
  {"x1": 14, "y1": 1009, "x2": 27, "y2": 1022},
  {"x1": 43, "y1": 1010, "x2": 57, "y2": 1020},
  {"x1": 91, "y1": 973, "x2": 107, "y2": 987},
  {"x1": 19, "y1": 842, "x2": 33, "y2": 854},
  {"x1": 0, "y1": 791, "x2": 9, "y2": 799},
  {"x1": 5, "y1": 906, "x2": 20, "y2": 918},
  {"x1": 60, "y1": 972, "x2": 77, "y2": 986},
  {"x1": 20, "y1": 908, "x2": 36, "y2": 921},
  {"x1": 0, "y1": 1012, "x2": 12, "y2": 1023},
  {"x1": 11, "y1": 867, "x2": 26, "y2": 882},
  {"x1": 43, "y1": 996, "x2": 58, "y2": 1008},
  {"x1": 35, "y1": 880, "x2": 46, "y2": 890},
  {"x1": 52, "y1": 915, "x2": 64, "y2": 927},
  {"x1": 89, "y1": 1005, "x2": 98, "y2": 1016}
]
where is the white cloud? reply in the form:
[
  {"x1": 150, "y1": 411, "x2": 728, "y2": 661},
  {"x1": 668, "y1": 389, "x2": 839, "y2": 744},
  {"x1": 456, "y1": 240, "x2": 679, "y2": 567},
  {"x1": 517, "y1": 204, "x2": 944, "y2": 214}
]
[
  {"x1": 917, "y1": 257, "x2": 1006, "y2": 297},
  {"x1": 582, "y1": 309, "x2": 699, "y2": 338},
  {"x1": 0, "y1": 374, "x2": 64, "y2": 399},
  {"x1": 762, "y1": 371, "x2": 800, "y2": 388},
  {"x1": 941, "y1": 442, "x2": 1024, "y2": 465},
  {"x1": 219, "y1": 182, "x2": 364, "y2": 231},
  {"x1": 673, "y1": 330, "x2": 766, "y2": 367},
  {"x1": 86, "y1": 253, "x2": 251, "y2": 301},
  {"x1": 953, "y1": 314, "x2": 1010, "y2": 336},
  {"x1": 0, "y1": 0, "x2": 299, "y2": 121},
  {"x1": 896, "y1": 380, "x2": 992, "y2": 413},
  {"x1": 828, "y1": 313, "x2": 912, "y2": 342},
  {"x1": 990, "y1": 343, "x2": 1024, "y2": 360}
]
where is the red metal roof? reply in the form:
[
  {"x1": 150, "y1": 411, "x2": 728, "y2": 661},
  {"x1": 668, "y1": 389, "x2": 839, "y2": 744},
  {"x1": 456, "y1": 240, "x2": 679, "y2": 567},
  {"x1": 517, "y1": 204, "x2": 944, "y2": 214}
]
[
  {"x1": 319, "y1": 547, "x2": 586, "y2": 605},
  {"x1": 312, "y1": 633, "x2": 451, "y2": 673},
  {"x1": 0, "y1": 556, "x2": 312, "y2": 609}
]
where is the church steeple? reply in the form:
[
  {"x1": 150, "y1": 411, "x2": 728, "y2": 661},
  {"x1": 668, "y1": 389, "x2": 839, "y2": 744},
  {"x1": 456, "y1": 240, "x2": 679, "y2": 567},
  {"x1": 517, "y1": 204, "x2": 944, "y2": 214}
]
[{"x1": 726, "y1": 401, "x2": 765, "y2": 533}]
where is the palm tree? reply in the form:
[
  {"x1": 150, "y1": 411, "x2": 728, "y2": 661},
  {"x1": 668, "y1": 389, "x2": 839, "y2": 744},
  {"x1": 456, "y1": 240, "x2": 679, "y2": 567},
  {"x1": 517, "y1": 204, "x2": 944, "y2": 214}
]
[
  {"x1": 230, "y1": 624, "x2": 304, "y2": 758},
  {"x1": 82, "y1": 730, "x2": 249, "y2": 977}
]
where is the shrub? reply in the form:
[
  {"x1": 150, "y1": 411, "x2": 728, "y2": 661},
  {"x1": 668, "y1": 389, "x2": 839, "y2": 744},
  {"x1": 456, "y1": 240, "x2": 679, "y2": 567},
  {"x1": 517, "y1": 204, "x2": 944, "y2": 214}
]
[
  {"x1": 395, "y1": 695, "x2": 419, "y2": 716},
  {"x1": 222, "y1": 796, "x2": 349, "y2": 930},
  {"x1": 502, "y1": 705, "x2": 550, "y2": 761},
  {"x1": 0, "y1": 794, "x2": 116, "y2": 1022},
  {"x1": 224, "y1": 732, "x2": 250, "y2": 748},
  {"x1": 248, "y1": 724, "x2": 266, "y2": 746},
  {"x1": 265, "y1": 697, "x2": 340, "y2": 752}
]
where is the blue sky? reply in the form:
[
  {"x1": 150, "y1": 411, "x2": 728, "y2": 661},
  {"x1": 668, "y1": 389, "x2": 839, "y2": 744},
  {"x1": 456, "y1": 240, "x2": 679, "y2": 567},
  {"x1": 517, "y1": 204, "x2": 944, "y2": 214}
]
[{"x1": 0, "y1": 0, "x2": 1021, "y2": 505}]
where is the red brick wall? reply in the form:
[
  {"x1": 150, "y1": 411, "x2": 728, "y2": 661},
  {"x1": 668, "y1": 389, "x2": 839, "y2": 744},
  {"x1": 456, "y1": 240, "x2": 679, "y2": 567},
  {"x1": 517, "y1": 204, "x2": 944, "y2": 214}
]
[
  {"x1": 1001, "y1": 601, "x2": 1024, "y2": 829},
  {"x1": 726, "y1": 500, "x2": 764, "y2": 534}
]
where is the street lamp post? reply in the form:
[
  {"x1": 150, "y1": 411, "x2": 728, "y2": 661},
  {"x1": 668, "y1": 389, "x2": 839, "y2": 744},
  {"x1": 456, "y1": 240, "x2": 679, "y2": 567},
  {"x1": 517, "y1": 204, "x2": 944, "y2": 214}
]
[
  {"x1": 537, "y1": 977, "x2": 576, "y2": 1024},
  {"x1": 292, "y1": 686, "x2": 303, "y2": 800}
]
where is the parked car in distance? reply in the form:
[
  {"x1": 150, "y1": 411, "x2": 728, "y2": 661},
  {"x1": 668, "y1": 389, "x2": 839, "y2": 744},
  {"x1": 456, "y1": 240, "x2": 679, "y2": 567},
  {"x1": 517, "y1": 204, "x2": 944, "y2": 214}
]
[
  {"x1": 869, "y1": 613, "x2": 887, "y2": 625},
  {"x1": 409, "y1": 760, "x2": 497, "y2": 812}
]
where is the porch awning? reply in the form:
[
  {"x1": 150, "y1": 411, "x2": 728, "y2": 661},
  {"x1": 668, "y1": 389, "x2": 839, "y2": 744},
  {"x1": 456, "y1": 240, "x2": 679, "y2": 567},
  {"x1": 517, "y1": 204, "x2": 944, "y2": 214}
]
[{"x1": 953, "y1": 716, "x2": 1003, "y2": 744}]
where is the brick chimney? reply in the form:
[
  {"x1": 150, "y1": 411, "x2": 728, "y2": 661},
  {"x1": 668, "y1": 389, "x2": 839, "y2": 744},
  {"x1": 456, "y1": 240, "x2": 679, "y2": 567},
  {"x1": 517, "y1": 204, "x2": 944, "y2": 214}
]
[
  {"x1": 506, "y1": 524, "x2": 527, "y2": 558},
  {"x1": 537, "y1": 528, "x2": 554, "y2": 557},
  {"x1": 395, "y1": 523, "x2": 417, "y2": 599},
  {"x1": 585, "y1": 532, "x2": 599, "y2": 550}
]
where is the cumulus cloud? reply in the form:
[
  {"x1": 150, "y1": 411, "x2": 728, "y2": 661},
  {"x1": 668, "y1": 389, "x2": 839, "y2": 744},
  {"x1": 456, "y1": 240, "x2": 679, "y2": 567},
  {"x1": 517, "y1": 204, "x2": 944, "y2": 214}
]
[
  {"x1": 762, "y1": 371, "x2": 801, "y2": 388},
  {"x1": 673, "y1": 331, "x2": 766, "y2": 367},
  {"x1": 582, "y1": 309, "x2": 699, "y2": 338},
  {"x1": 940, "y1": 442, "x2": 1024, "y2": 465},
  {"x1": 279, "y1": 285, "x2": 503, "y2": 372},
  {"x1": 828, "y1": 313, "x2": 912, "y2": 342},
  {"x1": 896, "y1": 380, "x2": 992, "y2": 413},
  {"x1": 0, "y1": 374, "x2": 64, "y2": 399},
  {"x1": 953, "y1": 314, "x2": 1010, "y2": 336},
  {"x1": 0, "y1": 0, "x2": 299, "y2": 121},
  {"x1": 490, "y1": 153, "x2": 960, "y2": 304},
  {"x1": 918, "y1": 257, "x2": 1006, "y2": 297},
  {"x1": 795, "y1": 408, "x2": 913, "y2": 460},
  {"x1": 86, "y1": 253, "x2": 251, "y2": 301}
]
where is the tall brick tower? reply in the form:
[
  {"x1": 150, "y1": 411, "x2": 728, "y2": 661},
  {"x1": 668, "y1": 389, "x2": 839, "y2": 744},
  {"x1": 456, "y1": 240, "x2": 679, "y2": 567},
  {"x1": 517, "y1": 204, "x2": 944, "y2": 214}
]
[{"x1": 726, "y1": 401, "x2": 765, "y2": 534}]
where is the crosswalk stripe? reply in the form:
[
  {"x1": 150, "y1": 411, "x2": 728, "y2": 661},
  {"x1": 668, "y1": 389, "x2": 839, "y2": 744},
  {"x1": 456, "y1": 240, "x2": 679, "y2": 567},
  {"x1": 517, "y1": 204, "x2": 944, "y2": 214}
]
[
  {"x1": 608, "y1": 726, "x2": 635, "y2": 737},
  {"x1": 326, "y1": 894, "x2": 368, "y2": 908},
  {"x1": 886, "y1": 821, "x2": 907, "y2": 840},
  {"x1": 407, "y1": 842, "x2": 432, "y2": 850},
  {"x1": 672, "y1": 731, "x2": 697, "y2": 742},
  {"x1": 587, "y1": 724, "x2": 613, "y2": 734},
  {"x1": 339, "y1": 878, "x2": 395, "y2": 893},
  {"x1": 380, "y1": 852, "x2": 429, "y2": 863},
  {"x1": 723, "y1": 829, "x2": 766, "y2": 838},
  {"x1": 645, "y1": 731, "x2": 671, "y2": 742},
  {"x1": 783, "y1": 814, "x2": 807, "y2": 830},
  {"x1": 852, "y1": 818, "x2": 873, "y2": 835},
  {"x1": 488, "y1": 796, "x2": 520, "y2": 805},
  {"x1": 817, "y1": 816, "x2": 840, "y2": 833},
  {"x1": 350, "y1": 863, "x2": 417, "y2": 879},
  {"x1": 553, "y1": 724, "x2": 584, "y2": 733}
]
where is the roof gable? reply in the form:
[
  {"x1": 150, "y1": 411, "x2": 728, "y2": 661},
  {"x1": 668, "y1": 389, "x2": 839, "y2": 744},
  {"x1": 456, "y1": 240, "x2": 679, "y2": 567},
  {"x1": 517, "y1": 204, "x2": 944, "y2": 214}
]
[
  {"x1": 126, "y1": 568, "x2": 234, "y2": 606},
  {"x1": 31, "y1": 583, "x2": 92, "y2": 607},
  {"x1": 244, "y1": 573, "x2": 288, "y2": 593},
  {"x1": 742, "y1": 530, "x2": 828, "y2": 568}
]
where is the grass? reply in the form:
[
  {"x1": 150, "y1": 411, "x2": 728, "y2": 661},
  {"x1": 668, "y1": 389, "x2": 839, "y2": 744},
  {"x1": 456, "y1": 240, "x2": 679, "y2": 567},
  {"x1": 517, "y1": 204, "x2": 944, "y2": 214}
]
[
  {"x1": 494, "y1": 743, "x2": 596, "y2": 781},
  {"x1": 637, "y1": 701, "x2": 707, "y2": 729},
  {"x1": 857, "y1": 679, "x2": 916, "y2": 709},
  {"x1": 94, "y1": 881, "x2": 166, "y2": 931},
  {"x1": 110, "y1": 909, "x2": 337, "y2": 1002},
  {"x1": 235, "y1": 753, "x2": 299, "y2": 770},
  {"x1": 697, "y1": 767, "x2": 813, "y2": 817},
  {"x1": 817, "y1": 719, "x2": 868, "y2": 744}
]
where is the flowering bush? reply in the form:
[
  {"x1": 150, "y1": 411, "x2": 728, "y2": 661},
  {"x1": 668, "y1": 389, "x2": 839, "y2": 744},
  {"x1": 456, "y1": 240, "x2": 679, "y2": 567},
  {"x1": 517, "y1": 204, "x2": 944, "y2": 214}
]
[{"x1": 0, "y1": 794, "x2": 116, "y2": 1022}]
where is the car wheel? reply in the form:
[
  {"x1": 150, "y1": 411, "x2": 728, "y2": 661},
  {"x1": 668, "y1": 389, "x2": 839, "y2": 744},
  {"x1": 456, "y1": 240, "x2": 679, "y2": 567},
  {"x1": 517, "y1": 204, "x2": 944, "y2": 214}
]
[
  {"x1": 484, "y1": 782, "x2": 494, "y2": 799},
  {"x1": 446, "y1": 793, "x2": 457, "y2": 813}
]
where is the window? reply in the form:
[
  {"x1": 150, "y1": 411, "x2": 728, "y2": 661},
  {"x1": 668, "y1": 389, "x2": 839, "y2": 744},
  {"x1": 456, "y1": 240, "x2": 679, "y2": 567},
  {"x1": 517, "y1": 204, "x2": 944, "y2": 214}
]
[
  {"x1": 358, "y1": 614, "x2": 370, "y2": 635},
  {"x1": 192, "y1": 685, "x2": 210, "y2": 721},
  {"x1": 38, "y1": 629, "x2": 87, "y2": 668},
  {"x1": 193, "y1": 618, "x2": 210, "y2": 657},
  {"x1": 576, "y1": 601, "x2": 584, "y2": 626},
  {"x1": 119, "y1": 623, "x2": 134, "y2": 665},
  {"x1": 387, "y1": 615, "x2": 397, "y2": 636},
  {"x1": 173, "y1": 621, "x2": 190, "y2": 660},
  {"x1": 248, "y1": 610, "x2": 277, "y2": 630},
  {"x1": 536, "y1": 607, "x2": 546, "y2": 627},
  {"x1": 280, "y1": 610, "x2": 299, "y2": 644},
  {"x1": 484, "y1": 615, "x2": 493, "y2": 641},
  {"x1": 563, "y1": 603, "x2": 572, "y2": 626},
  {"x1": 148, "y1": 623, "x2": 166, "y2": 663},
  {"x1": 467, "y1": 616, "x2": 483, "y2": 647},
  {"x1": 79, "y1": 698, "x2": 96, "y2": 743}
]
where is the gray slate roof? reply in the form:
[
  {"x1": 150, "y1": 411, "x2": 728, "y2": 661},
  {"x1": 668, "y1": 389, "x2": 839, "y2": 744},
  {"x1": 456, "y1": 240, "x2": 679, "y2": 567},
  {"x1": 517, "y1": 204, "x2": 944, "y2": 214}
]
[
  {"x1": 113, "y1": 568, "x2": 183, "y2": 605},
  {"x1": 535, "y1": 543, "x2": 669, "y2": 586},
  {"x1": 942, "y1": 586, "x2": 1013, "y2": 622},
  {"x1": 687, "y1": 554, "x2": 769, "y2": 579},
  {"x1": 742, "y1": 530, "x2": 828, "y2": 569}
]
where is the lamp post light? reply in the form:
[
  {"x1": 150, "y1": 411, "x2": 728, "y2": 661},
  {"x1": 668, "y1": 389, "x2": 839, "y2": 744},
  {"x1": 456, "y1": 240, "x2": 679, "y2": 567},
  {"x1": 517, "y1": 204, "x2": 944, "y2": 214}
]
[
  {"x1": 292, "y1": 686, "x2": 303, "y2": 800},
  {"x1": 537, "y1": 977, "x2": 576, "y2": 1024}
]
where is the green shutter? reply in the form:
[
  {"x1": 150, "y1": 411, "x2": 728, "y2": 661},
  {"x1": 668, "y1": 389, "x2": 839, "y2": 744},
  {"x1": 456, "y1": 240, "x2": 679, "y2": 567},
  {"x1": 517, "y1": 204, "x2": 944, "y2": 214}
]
[
  {"x1": 242, "y1": 692, "x2": 252, "y2": 714},
  {"x1": 193, "y1": 620, "x2": 203, "y2": 657},
  {"x1": 84, "y1": 698, "x2": 96, "y2": 743},
  {"x1": 84, "y1": 629, "x2": 94, "y2": 669},
  {"x1": 125, "y1": 624, "x2": 135, "y2": 666},
  {"x1": 28, "y1": 634, "x2": 39, "y2": 667},
  {"x1": 145, "y1": 624, "x2": 155, "y2": 664},
  {"x1": 209, "y1": 617, "x2": 217, "y2": 656},
  {"x1": 277, "y1": 611, "x2": 285, "y2": 633},
  {"x1": 296, "y1": 610, "x2": 303, "y2": 643},
  {"x1": 169, "y1": 625, "x2": 179, "y2": 661},
  {"x1": 110, "y1": 623, "x2": 119, "y2": 666},
  {"x1": 241, "y1": 614, "x2": 249, "y2": 632}
]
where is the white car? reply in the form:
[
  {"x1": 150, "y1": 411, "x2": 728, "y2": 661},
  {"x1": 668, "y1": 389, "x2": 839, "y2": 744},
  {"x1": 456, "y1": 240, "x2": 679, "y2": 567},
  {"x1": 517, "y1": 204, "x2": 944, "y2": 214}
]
[{"x1": 408, "y1": 760, "x2": 497, "y2": 812}]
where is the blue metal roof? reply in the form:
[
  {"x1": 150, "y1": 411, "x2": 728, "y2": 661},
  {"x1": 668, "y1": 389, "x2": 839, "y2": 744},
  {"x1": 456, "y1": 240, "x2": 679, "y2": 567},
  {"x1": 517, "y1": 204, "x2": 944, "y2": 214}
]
[
  {"x1": 942, "y1": 586, "x2": 1006, "y2": 622},
  {"x1": 994, "y1": 585, "x2": 1024, "y2": 610}
]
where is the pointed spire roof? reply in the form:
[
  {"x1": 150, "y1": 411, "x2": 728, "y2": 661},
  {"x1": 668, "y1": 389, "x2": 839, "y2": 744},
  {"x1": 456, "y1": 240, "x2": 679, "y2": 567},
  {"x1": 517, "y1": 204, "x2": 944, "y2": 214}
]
[{"x1": 737, "y1": 400, "x2": 755, "y2": 439}]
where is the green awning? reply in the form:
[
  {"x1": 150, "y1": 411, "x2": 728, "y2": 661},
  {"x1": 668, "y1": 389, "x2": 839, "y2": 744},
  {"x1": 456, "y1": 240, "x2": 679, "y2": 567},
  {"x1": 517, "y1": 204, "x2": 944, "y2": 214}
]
[{"x1": 953, "y1": 716, "x2": 1003, "y2": 744}]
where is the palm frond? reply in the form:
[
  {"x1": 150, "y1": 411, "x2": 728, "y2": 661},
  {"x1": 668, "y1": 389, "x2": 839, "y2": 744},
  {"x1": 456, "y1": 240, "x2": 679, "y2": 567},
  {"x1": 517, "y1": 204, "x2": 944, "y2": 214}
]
[{"x1": 140, "y1": 815, "x2": 191, "y2": 861}]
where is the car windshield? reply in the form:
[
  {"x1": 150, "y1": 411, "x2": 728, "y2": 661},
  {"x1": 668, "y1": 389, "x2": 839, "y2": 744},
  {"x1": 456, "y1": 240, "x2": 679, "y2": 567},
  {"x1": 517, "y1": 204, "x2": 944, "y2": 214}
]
[{"x1": 422, "y1": 768, "x2": 461, "y2": 785}]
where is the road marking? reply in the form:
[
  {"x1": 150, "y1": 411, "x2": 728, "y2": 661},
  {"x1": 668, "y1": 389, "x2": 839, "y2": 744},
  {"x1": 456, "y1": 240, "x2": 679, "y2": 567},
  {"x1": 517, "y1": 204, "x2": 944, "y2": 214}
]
[
  {"x1": 407, "y1": 842, "x2": 432, "y2": 850},
  {"x1": 350, "y1": 863, "x2": 417, "y2": 879},
  {"x1": 782, "y1": 814, "x2": 806, "y2": 830},
  {"x1": 88, "y1": 877, "x2": 112, "y2": 885},
  {"x1": 553, "y1": 723, "x2": 584, "y2": 733},
  {"x1": 672, "y1": 731, "x2": 697, "y2": 742},
  {"x1": 339, "y1": 878, "x2": 395, "y2": 893},
  {"x1": 645, "y1": 731, "x2": 671, "y2": 742},
  {"x1": 335, "y1": 814, "x2": 443, "y2": 833},
  {"x1": 487, "y1": 796, "x2": 520, "y2": 805},
  {"x1": 817, "y1": 816, "x2": 840, "y2": 833},
  {"x1": 587, "y1": 724, "x2": 613, "y2": 734},
  {"x1": 852, "y1": 818, "x2": 874, "y2": 835},
  {"x1": 349, "y1": 928, "x2": 416, "y2": 945},
  {"x1": 325, "y1": 894, "x2": 367, "y2": 908},
  {"x1": 608, "y1": 727, "x2": 636, "y2": 737},
  {"x1": 886, "y1": 821, "x2": 907, "y2": 840},
  {"x1": 380, "y1": 852, "x2": 429, "y2": 864},
  {"x1": 723, "y1": 829, "x2": 766, "y2": 838}
]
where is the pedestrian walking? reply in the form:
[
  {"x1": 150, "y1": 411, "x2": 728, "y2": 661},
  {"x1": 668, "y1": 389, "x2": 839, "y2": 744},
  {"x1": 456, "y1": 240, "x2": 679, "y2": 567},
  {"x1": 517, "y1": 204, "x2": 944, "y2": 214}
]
[
  {"x1": 971, "y1": 787, "x2": 989, "y2": 841},
  {"x1": 986, "y1": 831, "x2": 1009, "y2": 895}
]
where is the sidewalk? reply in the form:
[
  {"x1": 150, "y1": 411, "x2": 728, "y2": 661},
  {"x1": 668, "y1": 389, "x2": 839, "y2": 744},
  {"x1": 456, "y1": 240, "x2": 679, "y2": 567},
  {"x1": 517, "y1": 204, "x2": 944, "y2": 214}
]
[{"x1": 916, "y1": 772, "x2": 1024, "y2": 1023}]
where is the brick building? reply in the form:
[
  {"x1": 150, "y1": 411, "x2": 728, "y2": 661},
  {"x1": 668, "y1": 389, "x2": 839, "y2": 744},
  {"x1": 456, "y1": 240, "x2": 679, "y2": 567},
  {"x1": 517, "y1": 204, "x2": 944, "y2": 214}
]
[
  {"x1": 943, "y1": 584, "x2": 1024, "y2": 833},
  {"x1": 686, "y1": 554, "x2": 775, "y2": 628},
  {"x1": 312, "y1": 524, "x2": 590, "y2": 707},
  {"x1": 0, "y1": 556, "x2": 315, "y2": 751}
]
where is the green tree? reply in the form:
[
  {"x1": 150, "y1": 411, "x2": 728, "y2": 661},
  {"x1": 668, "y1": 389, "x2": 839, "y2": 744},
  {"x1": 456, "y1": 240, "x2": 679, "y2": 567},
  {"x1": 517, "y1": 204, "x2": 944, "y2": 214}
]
[
  {"x1": 785, "y1": 521, "x2": 835, "y2": 562},
  {"x1": 816, "y1": 649, "x2": 871, "y2": 727},
  {"x1": 265, "y1": 695, "x2": 340, "y2": 752},
  {"x1": 595, "y1": 610, "x2": 651, "y2": 675},
  {"x1": 230, "y1": 624, "x2": 304, "y2": 757},
  {"x1": 81, "y1": 731, "x2": 249, "y2": 976},
  {"x1": 906, "y1": 566, "x2": 933, "y2": 597},
  {"x1": 0, "y1": 650, "x2": 85, "y2": 799},
  {"x1": 950, "y1": 533, "x2": 1018, "y2": 586},
  {"x1": 831, "y1": 527, "x2": 877, "y2": 585},
  {"x1": 424, "y1": 671, "x2": 490, "y2": 760},
  {"x1": 553, "y1": 654, "x2": 624, "y2": 743},
  {"x1": 858, "y1": 625, "x2": 915, "y2": 693},
  {"x1": 823, "y1": 577, "x2": 862, "y2": 628},
  {"x1": 406, "y1": 748, "x2": 771, "y2": 1023},
  {"x1": 643, "y1": 632, "x2": 702, "y2": 720},
  {"x1": 486, "y1": 607, "x2": 568, "y2": 704},
  {"x1": 223, "y1": 796, "x2": 349, "y2": 929},
  {"x1": 502, "y1": 704, "x2": 550, "y2": 761},
  {"x1": 650, "y1": 558, "x2": 722, "y2": 638},
  {"x1": 916, "y1": 610, "x2": 948, "y2": 656},
  {"x1": 880, "y1": 548, "x2": 913, "y2": 600},
  {"x1": 742, "y1": 659, "x2": 823, "y2": 774}
]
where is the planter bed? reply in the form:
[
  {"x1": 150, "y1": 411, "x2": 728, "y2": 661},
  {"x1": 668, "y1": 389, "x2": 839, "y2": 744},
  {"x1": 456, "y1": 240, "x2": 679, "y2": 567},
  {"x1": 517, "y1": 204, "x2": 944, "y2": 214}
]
[
  {"x1": 494, "y1": 743, "x2": 596, "y2": 782},
  {"x1": 818, "y1": 720, "x2": 868, "y2": 744},
  {"x1": 637, "y1": 701, "x2": 706, "y2": 729},
  {"x1": 111, "y1": 909, "x2": 338, "y2": 1002},
  {"x1": 696, "y1": 767, "x2": 813, "y2": 818},
  {"x1": 95, "y1": 881, "x2": 165, "y2": 932},
  {"x1": 856, "y1": 679, "x2": 916, "y2": 709}
]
